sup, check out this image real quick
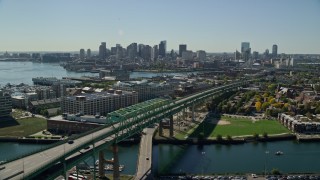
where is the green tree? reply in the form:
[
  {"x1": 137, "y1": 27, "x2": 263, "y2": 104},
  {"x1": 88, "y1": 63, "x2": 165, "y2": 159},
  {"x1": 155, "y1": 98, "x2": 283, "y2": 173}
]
[
  {"x1": 216, "y1": 134, "x2": 223, "y2": 141},
  {"x1": 253, "y1": 133, "x2": 259, "y2": 140}
]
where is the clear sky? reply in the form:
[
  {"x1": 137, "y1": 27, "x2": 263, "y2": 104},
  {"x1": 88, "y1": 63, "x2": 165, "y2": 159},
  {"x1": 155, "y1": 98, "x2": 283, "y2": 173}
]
[{"x1": 0, "y1": 0, "x2": 319, "y2": 54}]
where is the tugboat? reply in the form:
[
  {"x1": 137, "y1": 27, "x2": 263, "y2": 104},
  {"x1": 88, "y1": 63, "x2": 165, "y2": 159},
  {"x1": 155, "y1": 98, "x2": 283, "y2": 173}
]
[{"x1": 275, "y1": 151, "x2": 284, "y2": 155}]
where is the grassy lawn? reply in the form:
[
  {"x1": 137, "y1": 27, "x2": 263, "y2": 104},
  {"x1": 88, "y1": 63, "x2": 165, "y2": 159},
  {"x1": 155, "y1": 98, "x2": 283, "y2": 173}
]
[
  {"x1": 209, "y1": 116, "x2": 290, "y2": 137},
  {"x1": 0, "y1": 117, "x2": 47, "y2": 137},
  {"x1": 187, "y1": 115, "x2": 290, "y2": 138}
]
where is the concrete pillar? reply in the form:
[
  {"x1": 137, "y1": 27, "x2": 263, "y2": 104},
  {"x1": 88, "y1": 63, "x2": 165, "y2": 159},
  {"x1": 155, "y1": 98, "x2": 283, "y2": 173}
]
[
  {"x1": 159, "y1": 120, "x2": 163, "y2": 136},
  {"x1": 92, "y1": 154, "x2": 96, "y2": 180},
  {"x1": 169, "y1": 115, "x2": 174, "y2": 137},
  {"x1": 63, "y1": 160, "x2": 67, "y2": 179},
  {"x1": 98, "y1": 150, "x2": 105, "y2": 178},
  {"x1": 113, "y1": 144, "x2": 120, "y2": 180}
]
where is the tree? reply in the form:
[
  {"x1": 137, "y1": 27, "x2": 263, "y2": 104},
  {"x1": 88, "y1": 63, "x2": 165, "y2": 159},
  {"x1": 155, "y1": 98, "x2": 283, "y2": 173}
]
[
  {"x1": 226, "y1": 135, "x2": 232, "y2": 141},
  {"x1": 271, "y1": 168, "x2": 281, "y2": 175},
  {"x1": 253, "y1": 133, "x2": 259, "y2": 139},
  {"x1": 255, "y1": 102, "x2": 262, "y2": 112},
  {"x1": 216, "y1": 134, "x2": 223, "y2": 141},
  {"x1": 262, "y1": 102, "x2": 270, "y2": 111},
  {"x1": 263, "y1": 132, "x2": 268, "y2": 138}
]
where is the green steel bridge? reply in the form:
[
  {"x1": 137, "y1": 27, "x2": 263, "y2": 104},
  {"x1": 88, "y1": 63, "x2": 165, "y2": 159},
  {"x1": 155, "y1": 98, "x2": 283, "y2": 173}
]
[{"x1": 0, "y1": 80, "x2": 249, "y2": 180}]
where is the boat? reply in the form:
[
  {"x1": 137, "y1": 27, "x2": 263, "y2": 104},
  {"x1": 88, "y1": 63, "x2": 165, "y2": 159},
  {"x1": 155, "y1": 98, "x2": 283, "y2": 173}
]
[
  {"x1": 105, "y1": 164, "x2": 125, "y2": 171},
  {"x1": 275, "y1": 151, "x2": 284, "y2": 155}
]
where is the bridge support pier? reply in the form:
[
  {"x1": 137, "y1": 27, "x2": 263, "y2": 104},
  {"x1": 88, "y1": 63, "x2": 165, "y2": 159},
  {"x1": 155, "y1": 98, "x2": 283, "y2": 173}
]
[
  {"x1": 99, "y1": 150, "x2": 105, "y2": 178},
  {"x1": 113, "y1": 144, "x2": 120, "y2": 180},
  {"x1": 169, "y1": 115, "x2": 174, "y2": 137},
  {"x1": 159, "y1": 120, "x2": 163, "y2": 136}
]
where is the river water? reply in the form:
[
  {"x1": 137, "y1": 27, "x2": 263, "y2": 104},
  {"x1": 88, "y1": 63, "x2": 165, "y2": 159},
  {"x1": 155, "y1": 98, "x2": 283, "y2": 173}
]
[
  {"x1": 0, "y1": 61, "x2": 194, "y2": 86},
  {"x1": 153, "y1": 141, "x2": 320, "y2": 175},
  {"x1": 1, "y1": 141, "x2": 320, "y2": 175}
]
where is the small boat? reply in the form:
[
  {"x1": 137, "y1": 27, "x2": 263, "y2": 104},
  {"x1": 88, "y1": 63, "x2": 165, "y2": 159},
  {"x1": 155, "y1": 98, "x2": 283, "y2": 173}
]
[
  {"x1": 275, "y1": 151, "x2": 284, "y2": 155},
  {"x1": 105, "y1": 164, "x2": 125, "y2": 172}
]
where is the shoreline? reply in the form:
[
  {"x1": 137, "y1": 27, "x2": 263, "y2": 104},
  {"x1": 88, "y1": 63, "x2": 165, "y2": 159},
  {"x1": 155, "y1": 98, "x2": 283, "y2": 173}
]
[{"x1": 2, "y1": 132, "x2": 320, "y2": 145}]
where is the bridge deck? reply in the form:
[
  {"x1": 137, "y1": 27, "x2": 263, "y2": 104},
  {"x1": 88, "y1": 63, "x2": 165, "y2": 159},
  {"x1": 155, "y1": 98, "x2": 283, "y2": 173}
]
[{"x1": 135, "y1": 127, "x2": 155, "y2": 180}]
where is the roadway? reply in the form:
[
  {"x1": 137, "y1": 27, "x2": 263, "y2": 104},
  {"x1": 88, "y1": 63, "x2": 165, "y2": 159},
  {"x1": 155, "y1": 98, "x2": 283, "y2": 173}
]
[
  {"x1": 0, "y1": 81, "x2": 247, "y2": 179},
  {"x1": 0, "y1": 123, "x2": 121, "y2": 180},
  {"x1": 135, "y1": 127, "x2": 156, "y2": 180}
]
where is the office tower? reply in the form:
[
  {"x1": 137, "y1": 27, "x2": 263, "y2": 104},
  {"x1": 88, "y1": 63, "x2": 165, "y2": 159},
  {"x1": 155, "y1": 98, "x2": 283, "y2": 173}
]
[
  {"x1": 127, "y1": 43, "x2": 137, "y2": 59},
  {"x1": 182, "y1": 50, "x2": 193, "y2": 60},
  {"x1": 241, "y1": 42, "x2": 250, "y2": 53},
  {"x1": 87, "y1": 49, "x2": 91, "y2": 58},
  {"x1": 80, "y1": 49, "x2": 85, "y2": 60},
  {"x1": 116, "y1": 44, "x2": 123, "y2": 59},
  {"x1": 151, "y1": 45, "x2": 159, "y2": 61},
  {"x1": 272, "y1": 44, "x2": 278, "y2": 57},
  {"x1": 144, "y1": 45, "x2": 152, "y2": 61},
  {"x1": 99, "y1": 42, "x2": 107, "y2": 60},
  {"x1": 252, "y1": 51, "x2": 259, "y2": 60},
  {"x1": 159, "y1": 40, "x2": 166, "y2": 57},
  {"x1": 197, "y1": 50, "x2": 206, "y2": 61},
  {"x1": 234, "y1": 50, "x2": 241, "y2": 60},
  {"x1": 264, "y1": 49, "x2": 270, "y2": 59},
  {"x1": 241, "y1": 42, "x2": 251, "y2": 61},
  {"x1": 138, "y1": 44, "x2": 145, "y2": 57},
  {"x1": 179, "y1": 44, "x2": 187, "y2": 57}
]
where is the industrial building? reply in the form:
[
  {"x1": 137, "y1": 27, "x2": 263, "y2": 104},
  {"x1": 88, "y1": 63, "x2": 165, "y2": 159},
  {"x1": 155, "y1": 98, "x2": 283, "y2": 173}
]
[{"x1": 61, "y1": 90, "x2": 138, "y2": 116}]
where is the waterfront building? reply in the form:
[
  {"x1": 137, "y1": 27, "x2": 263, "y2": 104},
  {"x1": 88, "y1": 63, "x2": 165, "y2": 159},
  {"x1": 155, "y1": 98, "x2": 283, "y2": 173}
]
[
  {"x1": 279, "y1": 113, "x2": 320, "y2": 134},
  {"x1": 0, "y1": 90, "x2": 12, "y2": 117},
  {"x1": 272, "y1": 44, "x2": 278, "y2": 58},
  {"x1": 99, "y1": 42, "x2": 107, "y2": 60},
  {"x1": 179, "y1": 44, "x2": 187, "y2": 57},
  {"x1": 113, "y1": 80, "x2": 174, "y2": 102},
  {"x1": 99, "y1": 69, "x2": 130, "y2": 81},
  {"x1": 87, "y1": 49, "x2": 91, "y2": 58},
  {"x1": 42, "y1": 53, "x2": 71, "y2": 62},
  {"x1": 196, "y1": 50, "x2": 206, "y2": 61},
  {"x1": 61, "y1": 90, "x2": 138, "y2": 116},
  {"x1": 80, "y1": 49, "x2": 85, "y2": 60},
  {"x1": 159, "y1": 40, "x2": 167, "y2": 57},
  {"x1": 32, "y1": 77, "x2": 81, "y2": 86}
]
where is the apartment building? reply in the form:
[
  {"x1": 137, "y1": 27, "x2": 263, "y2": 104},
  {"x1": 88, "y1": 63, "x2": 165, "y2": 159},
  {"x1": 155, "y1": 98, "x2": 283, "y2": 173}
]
[{"x1": 61, "y1": 90, "x2": 138, "y2": 116}]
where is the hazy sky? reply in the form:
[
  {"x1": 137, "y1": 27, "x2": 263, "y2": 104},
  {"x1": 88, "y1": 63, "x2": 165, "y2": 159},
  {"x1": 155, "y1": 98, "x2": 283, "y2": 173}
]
[{"x1": 0, "y1": 0, "x2": 319, "y2": 53}]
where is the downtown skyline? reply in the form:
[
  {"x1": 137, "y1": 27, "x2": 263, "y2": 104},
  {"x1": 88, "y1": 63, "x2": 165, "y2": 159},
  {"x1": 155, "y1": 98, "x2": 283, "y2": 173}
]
[{"x1": 0, "y1": 0, "x2": 320, "y2": 54}]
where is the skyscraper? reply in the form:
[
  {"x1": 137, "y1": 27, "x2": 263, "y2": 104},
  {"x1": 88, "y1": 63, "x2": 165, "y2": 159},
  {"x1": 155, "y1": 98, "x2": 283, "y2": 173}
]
[
  {"x1": 151, "y1": 45, "x2": 159, "y2": 61},
  {"x1": 197, "y1": 50, "x2": 206, "y2": 61},
  {"x1": 159, "y1": 40, "x2": 166, "y2": 57},
  {"x1": 87, "y1": 49, "x2": 91, "y2": 58},
  {"x1": 80, "y1": 49, "x2": 85, "y2": 60},
  {"x1": 241, "y1": 42, "x2": 251, "y2": 61},
  {"x1": 127, "y1": 43, "x2": 137, "y2": 59},
  {"x1": 241, "y1": 42, "x2": 250, "y2": 53},
  {"x1": 272, "y1": 44, "x2": 278, "y2": 57},
  {"x1": 179, "y1": 44, "x2": 187, "y2": 57},
  {"x1": 99, "y1": 42, "x2": 107, "y2": 60}
]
